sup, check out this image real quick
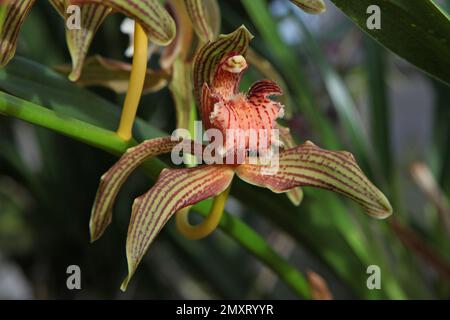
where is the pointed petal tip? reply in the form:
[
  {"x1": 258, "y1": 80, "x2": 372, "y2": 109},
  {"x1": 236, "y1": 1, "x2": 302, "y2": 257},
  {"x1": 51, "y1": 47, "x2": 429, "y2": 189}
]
[
  {"x1": 120, "y1": 275, "x2": 131, "y2": 292},
  {"x1": 290, "y1": 0, "x2": 326, "y2": 14},
  {"x1": 368, "y1": 191, "x2": 393, "y2": 219},
  {"x1": 238, "y1": 24, "x2": 254, "y2": 39},
  {"x1": 68, "y1": 70, "x2": 80, "y2": 82}
]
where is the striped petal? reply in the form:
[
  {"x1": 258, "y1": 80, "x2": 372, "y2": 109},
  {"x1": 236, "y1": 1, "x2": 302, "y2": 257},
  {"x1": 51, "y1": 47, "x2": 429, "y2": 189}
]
[
  {"x1": 236, "y1": 141, "x2": 393, "y2": 218},
  {"x1": 193, "y1": 25, "x2": 253, "y2": 104},
  {"x1": 159, "y1": 0, "x2": 194, "y2": 69},
  {"x1": 184, "y1": 0, "x2": 220, "y2": 42},
  {"x1": 71, "y1": 0, "x2": 176, "y2": 46},
  {"x1": 290, "y1": 0, "x2": 326, "y2": 14},
  {"x1": 90, "y1": 136, "x2": 199, "y2": 242},
  {"x1": 0, "y1": 0, "x2": 35, "y2": 67},
  {"x1": 55, "y1": 55, "x2": 170, "y2": 94},
  {"x1": 121, "y1": 164, "x2": 235, "y2": 290},
  {"x1": 52, "y1": 1, "x2": 111, "y2": 81},
  {"x1": 247, "y1": 49, "x2": 293, "y2": 118},
  {"x1": 277, "y1": 124, "x2": 303, "y2": 206}
]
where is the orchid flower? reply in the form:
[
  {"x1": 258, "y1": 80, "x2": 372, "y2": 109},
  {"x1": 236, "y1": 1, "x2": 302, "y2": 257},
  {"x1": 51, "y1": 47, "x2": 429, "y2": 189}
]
[{"x1": 89, "y1": 26, "x2": 393, "y2": 291}]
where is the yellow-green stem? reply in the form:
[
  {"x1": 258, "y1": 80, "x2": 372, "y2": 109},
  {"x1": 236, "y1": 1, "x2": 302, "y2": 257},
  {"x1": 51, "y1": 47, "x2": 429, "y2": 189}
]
[
  {"x1": 116, "y1": 22, "x2": 148, "y2": 141},
  {"x1": 176, "y1": 185, "x2": 232, "y2": 240}
]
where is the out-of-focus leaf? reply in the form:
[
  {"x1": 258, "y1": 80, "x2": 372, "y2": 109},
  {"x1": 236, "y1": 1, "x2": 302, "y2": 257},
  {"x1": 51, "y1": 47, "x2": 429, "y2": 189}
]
[
  {"x1": 365, "y1": 37, "x2": 391, "y2": 178},
  {"x1": 0, "y1": 57, "x2": 164, "y2": 139},
  {"x1": 241, "y1": 0, "x2": 339, "y2": 149},
  {"x1": 0, "y1": 0, "x2": 35, "y2": 67},
  {"x1": 50, "y1": 0, "x2": 112, "y2": 81},
  {"x1": 290, "y1": 0, "x2": 326, "y2": 14},
  {"x1": 330, "y1": 0, "x2": 450, "y2": 85},
  {"x1": 71, "y1": 0, "x2": 176, "y2": 46},
  {"x1": 247, "y1": 48, "x2": 293, "y2": 118},
  {"x1": 55, "y1": 55, "x2": 170, "y2": 94},
  {"x1": 293, "y1": 17, "x2": 373, "y2": 172},
  {"x1": 236, "y1": 141, "x2": 393, "y2": 218}
]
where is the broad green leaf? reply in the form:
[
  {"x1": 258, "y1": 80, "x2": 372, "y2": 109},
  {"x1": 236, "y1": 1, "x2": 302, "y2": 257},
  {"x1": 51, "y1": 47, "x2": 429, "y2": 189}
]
[
  {"x1": 329, "y1": 0, "x2": 450, "y2": 85},
  {"x1": 122, "y1": 164, "x2": 235, "y2": 290},
  {"x1": 50, "y1": 0, "x2": 112, "y2": 81},
  {"x1": 55, "y1": 55, "x2": 170, "y2": 94},
  {"x1": 72, "y1": 0, "x2": 176, "y2": 46},
  {"x1": 0, "y1": 0, "x2": 35, "y2": 67},
  {"x1": 236, "y1": 141, "x2": 393, "y2": 219}
]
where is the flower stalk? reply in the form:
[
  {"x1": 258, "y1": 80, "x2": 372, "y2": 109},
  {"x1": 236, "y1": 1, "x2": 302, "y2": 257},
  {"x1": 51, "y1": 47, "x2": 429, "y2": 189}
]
[
  {"x1": 176, "y1": 185, "x2": 231, "y2": 240},
  {"x1": 116, "y1": 22, "x2": 148, "y2": 141}
]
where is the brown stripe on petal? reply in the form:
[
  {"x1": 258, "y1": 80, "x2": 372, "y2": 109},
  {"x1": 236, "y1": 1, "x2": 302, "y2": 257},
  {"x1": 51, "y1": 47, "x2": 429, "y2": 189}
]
[
  {"x1": 71, "y1": 0, "x2": 176, "y2": 46},
  {"x1": 184, "y1": 0, "x2": 213, "y2": 42},
  {"x1": 66, "y1": 4, "x2": 112, "y2": 81},
  {"x1": 236, "y1": 141, "x2": 393, "y2": 218},
  {"x1": 49, "y1": 0, "x2": 65, "y2": 16},
  {"x1": 122, "y1": 165, "x2": 235, "y2": 290},
  {"x1": 0, "y1": 0, "x2": 35, "y2": 67},
  {"x1": 90, "y1": 136, "x2": 204, "y2": 242},
  {"x1": 193, "y1": 26, "x2": 253, "y2": 106}
]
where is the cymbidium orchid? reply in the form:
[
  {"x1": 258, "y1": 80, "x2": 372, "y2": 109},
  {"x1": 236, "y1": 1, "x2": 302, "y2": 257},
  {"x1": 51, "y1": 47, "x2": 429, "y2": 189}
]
[{"x1": 89, "y1": 26, "x2": 393, "y2": 291}]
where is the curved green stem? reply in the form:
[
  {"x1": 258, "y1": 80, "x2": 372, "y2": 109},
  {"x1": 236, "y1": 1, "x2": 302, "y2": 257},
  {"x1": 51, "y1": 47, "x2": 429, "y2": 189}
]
[{"x1": 0, "y1": 91, "x2": 311, "y2": 299}]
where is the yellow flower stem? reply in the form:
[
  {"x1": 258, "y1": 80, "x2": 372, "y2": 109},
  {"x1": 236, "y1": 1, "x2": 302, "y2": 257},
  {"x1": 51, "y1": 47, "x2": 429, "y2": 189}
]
[
  {"x1": 176, "y1": 185, "x2": 232, "y2": 240},
  {"x1": 116, "y1": 22, "x2": 148, "y2": 141}
]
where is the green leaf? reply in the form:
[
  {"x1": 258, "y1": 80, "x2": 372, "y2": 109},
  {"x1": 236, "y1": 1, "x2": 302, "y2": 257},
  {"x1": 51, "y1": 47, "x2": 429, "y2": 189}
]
[
  {"x1": 329, "y1": 0, "x2": 450, "y2": 85},
  {"x1": 0, "y1": 56, "x2": 164, "y2": 139}
]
